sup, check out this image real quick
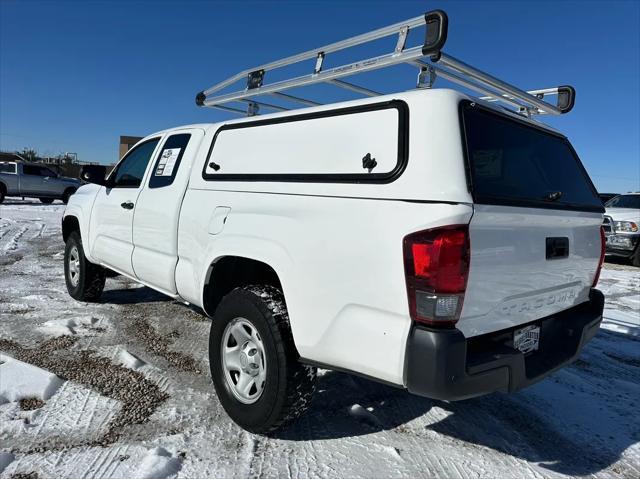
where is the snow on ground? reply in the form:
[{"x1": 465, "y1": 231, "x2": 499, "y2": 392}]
[
  {"x1": 0, "y1": 354, "x2": 64, "y2": 403},
  {"x1": 1, "y1": 198, "x2": 639, "y2": 479}
]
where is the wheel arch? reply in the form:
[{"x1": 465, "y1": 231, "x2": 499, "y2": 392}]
[
  {"x1": 61, "y1": 207, "x2": 96, "y2": 262},
  {"x1": 62, "y1": 215, "x2": 81, "y2": 243},
  {"x1": 202, "y1": 255, "x2": 284, "y2": 317}
]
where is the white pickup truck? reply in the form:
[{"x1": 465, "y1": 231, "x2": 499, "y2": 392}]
[
  {"x1": 62, "y1": 11, "x2": 606, "y2": 433},
  {"x1": 603, "y1": 193, "x2": 640, "y2": 266}
]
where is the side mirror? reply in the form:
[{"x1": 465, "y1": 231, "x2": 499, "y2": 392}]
[{"x1": 80, "y1": 165, "x2": 110, "y2": 187}]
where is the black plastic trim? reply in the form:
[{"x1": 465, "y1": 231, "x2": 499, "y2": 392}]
[
  {"x1": 202, "y1": 100, "x2": 410, "y2": 184},
  {"x1": 404, "y1": 289, "x2": 604, "y2": 401},
  {"x1": 422, "y1": 9, "x2": 448, "y2": 60},
  {"x1": 557, "y1": 85, "x2": 576, "y2": 114},
  {"x1": 299, "y1": 358, "x2": 403, "y2": 389},
  {"x1": 458, "y1": 100, "x2": 604, "y2": 213}
]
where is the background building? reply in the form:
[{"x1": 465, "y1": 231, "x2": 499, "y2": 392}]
[{"x1": 119, "y1": 136, "x2": 142, "y2": 159}]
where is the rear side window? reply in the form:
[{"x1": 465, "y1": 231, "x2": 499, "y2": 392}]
[
  {"x1": 461, "y1": 102, "x2": 603, "y2": 212},
  {"x1": 203, "y1": 100, "x2": 408, "y2": 183},
  {"x1": 149, "y1": 134, "x2": 191, "y2": 188},
  {"x1": 0, "y1": 163, "x2": 16, "y2": 173},
  {"x1": 23, "y1": 165, "x2": 46, "y2": 176},
  {"x1": 22, "y1": 165, "x2": 37, "y2": 175}
]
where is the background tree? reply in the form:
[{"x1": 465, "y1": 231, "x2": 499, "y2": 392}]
[{"x1": 19, "y1": 147, "x2": 38, "y2": 161}]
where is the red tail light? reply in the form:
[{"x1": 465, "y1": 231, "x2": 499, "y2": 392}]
[
  {"x1": 592, "y1": 225, "x2": 605, "y2": 287},
  {"x1": 403, "y1": 225, "x2": 470, "y2": 327}
]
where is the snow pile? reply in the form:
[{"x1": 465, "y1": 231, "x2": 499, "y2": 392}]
[
  {"x1": 117, "y1": 348, "x2": 146, "y2": 370},
  {"x1": 0, "y1": 354, "x2": 64, "y2": 403},
  {"x1": 602, "y1": 309, "x2": 640, "y2": 336},
  {"x1": 135, "y1": 447, "x2": 182, "y2": 479},
  {"x1": 0, "y1": 451, "x2": 14, "y2": 474},
  {"x1": 39, "y1": 316, "x2": 102, "y2": 337}
]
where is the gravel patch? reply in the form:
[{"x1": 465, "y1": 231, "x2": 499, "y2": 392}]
[
  {"x1": 125, "y1": 315, "x2": 202, "y2": 374},
  {"x1": 0, "y1": 336, "x2": 169, "y2": 448},
  {"x1": 18, "y1": 398, "x2": 45, "y2": 411}
]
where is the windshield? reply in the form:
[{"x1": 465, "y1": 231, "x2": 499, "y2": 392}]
[
  {"x1": 605, "y1": 195, "x2": 640, "y2": 209},
  {"x1": 461, "y1": 102, "x2": 603, "y2": 212}
]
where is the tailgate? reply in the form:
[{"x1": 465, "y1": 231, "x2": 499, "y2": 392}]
[
  {"x1": 460, "y1": 205, "x2": 602, "y2": 336},
  {"x1": 457, "y1": 101, "x2": 604, "y2": 337}
]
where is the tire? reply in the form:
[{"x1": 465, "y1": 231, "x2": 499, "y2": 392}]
[
  {"x1": 0, "y1": 185, "x2": 5, "y2": 203},
  {"x1": 209, "y1": 285, "x2": 316, "y2": 434},
  {"x1": 40, "y1": 198, "x2": 54, "y2": 204},
  {"x1": 62, "y1": 188, "x2": 76, "y2": 205},
  {"x1": 64, "y1": 231, "x2": 105, "y2": 302}
]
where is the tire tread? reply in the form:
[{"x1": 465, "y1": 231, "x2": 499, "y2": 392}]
[{"x1": 243, "y1": 285, "x2": 316, "y2": 432}]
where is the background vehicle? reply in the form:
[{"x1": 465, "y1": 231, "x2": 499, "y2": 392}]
[
  {"x1": 599, "y1": 192, "x2": 619, "y2": 204},
  {"x1": 0, "y1": 161, "x2": 80, "y2": 204},
  {"x1": 61, "y1": 10, "x2": 605, "y2": 433},
  {"x1": 603, "y1": 193, "x2": 640, "y2": 266}
]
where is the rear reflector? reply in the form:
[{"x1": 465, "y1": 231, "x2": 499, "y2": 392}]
[
  {"x1": 403, "y1": 225, "x2": 470, "y2": 327},
  {"x1": 592, "y1": 225, "x2": 605, "y2": 287}
]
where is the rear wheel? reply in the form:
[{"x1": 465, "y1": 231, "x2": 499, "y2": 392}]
[
  {"x1": 209, "y1": 285, "x2": 316, "y2": 433},
  {"x1": 64, "y1": 231, "x2": 105, "y2": 301},
  {"x1": 40, "y1": 198, "x2": 54, "y2": 204}
]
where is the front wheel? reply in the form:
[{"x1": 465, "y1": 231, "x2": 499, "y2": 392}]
[
  {"x1": 64, "y1": 232, "x2": 105, "y2": 301},
  {"x1": 40, "y1": 198, "x2": 54, "y2": 204},
  {"x1": 209, "y1": 285, "x2": 316, "y2": 434}
]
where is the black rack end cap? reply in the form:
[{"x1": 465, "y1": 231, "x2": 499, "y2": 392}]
[
  {"x1": 557, "y1": 85, "x2": 576, "y2": 114},
  {"x1": 195, "y1": 91, "x2": 206, "y2": 106},
  {"x1": 422, "y1": 9, "x2": 448, "y2": 59}
]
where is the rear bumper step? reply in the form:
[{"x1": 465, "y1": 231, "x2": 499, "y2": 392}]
[{"x1": 404, "y1": 289, "x2": 604, "y2": 401}]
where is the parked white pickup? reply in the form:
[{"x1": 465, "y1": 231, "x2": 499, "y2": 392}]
[
  {"x1": 61, "y1": 87, "x2": 606, "y2": 432},
  {"x1": 58, "y1": 3, "x2": 615, "y2": 432}
]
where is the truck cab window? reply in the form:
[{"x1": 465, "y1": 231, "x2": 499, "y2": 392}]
[
  {"x1": 111, "y1": 138, "x2": 160, "y2": 188},
  {"x1": 23, "y1": 165, "x2": 40, "y2": 176}
]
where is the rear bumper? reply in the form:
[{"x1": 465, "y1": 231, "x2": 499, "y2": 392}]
[{"x1": 404, "y1": 289, "x2": 604, "y2": 401}]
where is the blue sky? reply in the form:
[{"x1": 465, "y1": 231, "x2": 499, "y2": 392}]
[{"x1": 1, "y1": 0, "x2": 638, "y2": 193}]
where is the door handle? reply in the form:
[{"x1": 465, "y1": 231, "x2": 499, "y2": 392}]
[{"x1": 121, "y1": 201, "x2": 134, "y2": 210}]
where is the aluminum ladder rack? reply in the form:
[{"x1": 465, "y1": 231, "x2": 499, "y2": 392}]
[{"x1": 196, "y1": 9, "x2": 575, "y2": 118}]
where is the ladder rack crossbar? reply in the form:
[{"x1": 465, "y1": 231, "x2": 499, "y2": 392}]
[
  {"x1": 197, "y1": 9, "x2": 575, "y2": 119},
  {"x1": 438, "y1": 54, "x2": 562, "y2": 115},
  {"x1": 200, "y1": 45, "x2": 426, "y2": 107},
  {"x1": 201, "y1": 14, "x2": 427, "y2": 98}
]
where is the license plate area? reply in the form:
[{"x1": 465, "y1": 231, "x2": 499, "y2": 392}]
[{"x1": 514, "y1": 324, "x2": 540, "y2": 354}]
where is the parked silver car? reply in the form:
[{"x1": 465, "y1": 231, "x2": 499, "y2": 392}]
[{"x1": 0, "y1": 161, "x2": 81, "y2": 204}]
